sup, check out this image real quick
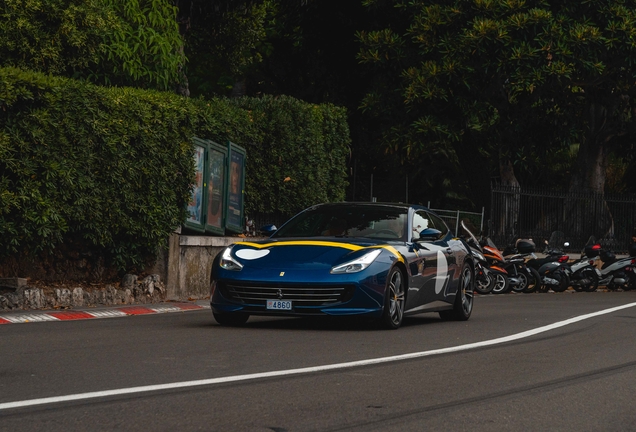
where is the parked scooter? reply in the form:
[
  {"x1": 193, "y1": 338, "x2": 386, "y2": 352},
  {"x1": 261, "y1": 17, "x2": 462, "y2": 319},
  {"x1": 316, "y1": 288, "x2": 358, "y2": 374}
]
[
  {"x1": 501, "y1": 238, "x2": 542, "y2": 293},
  {"x1": 597, "y1": 242, "x2": 636, "y2": 290},
  {"x1": 568, "y1": 237, "x2": 602, "y2": 292},
  {"x1": 526, "y1": 231, "x2": 571, "y2": 292}
]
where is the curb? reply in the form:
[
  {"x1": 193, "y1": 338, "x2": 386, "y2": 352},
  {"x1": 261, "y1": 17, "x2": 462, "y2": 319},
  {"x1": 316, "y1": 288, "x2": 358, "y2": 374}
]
[{"x1": 0, "y1": 302, "x2": 211, "y2": 325}]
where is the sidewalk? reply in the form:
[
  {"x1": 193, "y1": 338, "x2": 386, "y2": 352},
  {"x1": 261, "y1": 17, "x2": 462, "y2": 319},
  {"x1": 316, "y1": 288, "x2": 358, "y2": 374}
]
[{"x1": 0, "y1": 300, "x2": 211, "y2": 325}]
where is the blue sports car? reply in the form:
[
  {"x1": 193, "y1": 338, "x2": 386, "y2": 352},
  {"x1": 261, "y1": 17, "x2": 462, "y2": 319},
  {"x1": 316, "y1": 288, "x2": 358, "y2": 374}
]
[{"x1": 210, "y1": 202, "x2": 475, "y2": 329}]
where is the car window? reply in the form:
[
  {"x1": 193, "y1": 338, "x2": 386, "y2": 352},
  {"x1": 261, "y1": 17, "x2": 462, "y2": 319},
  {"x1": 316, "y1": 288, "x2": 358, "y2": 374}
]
[
  {"x1": 427, "y1": 212, "x2": 449, "y2": 236},
  {"x1": 411, "y1": 211, "x2": 430, "y2": 241},
  {"x1": 272, "y1": 205, "x2": 408, "y2": 240}
]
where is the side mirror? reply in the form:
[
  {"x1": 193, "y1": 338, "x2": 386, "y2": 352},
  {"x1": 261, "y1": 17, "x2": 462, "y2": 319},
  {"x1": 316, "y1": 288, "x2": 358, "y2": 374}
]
[
  {"x1": 417, "y1": 228, "x2": 442, "y2": 242},
  {"x1": 260, "y1": 224, "x2": 277, "y2": 236}
]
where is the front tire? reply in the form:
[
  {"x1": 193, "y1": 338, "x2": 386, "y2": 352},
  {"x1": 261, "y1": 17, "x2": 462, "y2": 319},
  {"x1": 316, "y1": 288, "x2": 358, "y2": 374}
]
[
  {"x1": 439, "y1": 262, "x2": 474, "y2": 321},
  {"x1": 522, "y1": 267, "x2": 542, "y2": 293},
  {"x1": 474, "y1": 266, "x2": 493, "y2": 294},
  {"x1": 490, "y1": 272, "x2": 510, "y2": 294},
  {"x1": 213, "y1": 311, "x2": 249, "y2": 326},
  {"x1": 380, "y1": 267, "x2": 406, "y2": 329}
]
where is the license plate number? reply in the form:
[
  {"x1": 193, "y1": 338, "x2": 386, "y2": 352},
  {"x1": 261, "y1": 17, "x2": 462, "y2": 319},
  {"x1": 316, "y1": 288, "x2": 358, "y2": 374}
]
[{"x1": 267, "y1": 300, "x2": 292, "y2": 310}]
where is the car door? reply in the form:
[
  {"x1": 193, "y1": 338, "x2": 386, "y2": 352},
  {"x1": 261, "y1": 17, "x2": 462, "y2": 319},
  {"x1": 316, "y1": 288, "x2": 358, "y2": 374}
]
[
  {"x1": 425, "y1": 211, "x2": 458, "y2": 298},
  {"x1": 404, "y1": 210, "x2": 443, "y2": 311}
]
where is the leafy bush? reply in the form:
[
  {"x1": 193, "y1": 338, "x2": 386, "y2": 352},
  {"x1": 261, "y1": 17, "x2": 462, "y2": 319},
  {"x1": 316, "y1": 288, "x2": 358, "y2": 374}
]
[
  {"x1": 234, "y1": 95, "x2": 350, "y2": 216},
  {"x1": 0, "y1": 67, "x2": 350, "y2": 275}
]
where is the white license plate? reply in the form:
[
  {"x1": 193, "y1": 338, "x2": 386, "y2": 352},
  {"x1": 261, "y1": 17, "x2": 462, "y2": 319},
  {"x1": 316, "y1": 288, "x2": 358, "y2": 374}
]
[{"x1": 267, "y1": 300, "x2": 292, "y2": 310}]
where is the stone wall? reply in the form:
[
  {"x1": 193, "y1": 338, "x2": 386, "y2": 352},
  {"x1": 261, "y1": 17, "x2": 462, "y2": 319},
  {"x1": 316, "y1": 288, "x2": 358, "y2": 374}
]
[
  {"x1": 0, "y1": 274, "x2": 165, "y2": 311},
  {"x1": 165, "y1": 234, "x2": 261, "y2": 301},
  {"x1": 0, "y1": 234, "x2": 261, "y2": 310}
]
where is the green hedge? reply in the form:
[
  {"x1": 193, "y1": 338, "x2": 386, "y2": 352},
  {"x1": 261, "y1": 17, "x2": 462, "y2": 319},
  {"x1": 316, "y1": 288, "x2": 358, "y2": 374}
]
[
  {"x1": 235, "y1": 95, "x2": 350, "y2": 216},
  {"x1": 0, "y1": 67, "x2": 350, "y2": 273}
]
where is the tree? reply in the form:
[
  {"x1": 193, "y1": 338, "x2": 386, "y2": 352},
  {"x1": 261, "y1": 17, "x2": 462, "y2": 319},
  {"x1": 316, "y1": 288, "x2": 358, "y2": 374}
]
[
  {"x1": 174, "y1": 0, "x2": 273, "y2": 98},
  {"x1": 356, "y1": 0, "x2": 636, "y2": 222},
  {"x1": 0, "y1": 0, "x2": 186, "y2": 91}
]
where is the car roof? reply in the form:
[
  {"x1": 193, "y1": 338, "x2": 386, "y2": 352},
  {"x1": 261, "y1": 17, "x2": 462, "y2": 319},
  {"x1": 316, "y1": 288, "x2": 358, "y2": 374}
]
[{"x1": 309, "y1": 202, "x2": 430, "y2": 211}]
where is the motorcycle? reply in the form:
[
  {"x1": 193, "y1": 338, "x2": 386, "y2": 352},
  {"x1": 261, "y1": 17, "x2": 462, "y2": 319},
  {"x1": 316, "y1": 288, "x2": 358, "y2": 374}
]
[
  {"x1": 568, "y1": 237, "x2": 602, "y2": 292},
  {"x1": 501, "y1": 238, "x2": 543, "y2": 294},
  {"x1": 597, "y1": 243, "x2": 636, "y2": 290},
  {"x1": 460, "y1": 221, "x2": 499, "y2": 294},
  {"x1": 526, "y1": 231, "x2": 571, "y2": 292},
  {"x1": 479, "y1": 237, "x2": 519, "y2": 294}
]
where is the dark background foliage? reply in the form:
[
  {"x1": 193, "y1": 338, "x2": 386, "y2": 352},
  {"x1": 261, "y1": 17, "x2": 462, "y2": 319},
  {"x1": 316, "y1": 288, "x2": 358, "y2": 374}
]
[{"x1": 0, "y1": 67, "x2": 349, "y2": 277}]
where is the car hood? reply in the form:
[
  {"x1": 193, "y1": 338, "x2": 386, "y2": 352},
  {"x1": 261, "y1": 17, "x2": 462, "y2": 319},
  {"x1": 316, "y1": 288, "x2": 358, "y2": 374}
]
[{"x1": 231, "y1": 237, "x2": 403, "y2": 270}]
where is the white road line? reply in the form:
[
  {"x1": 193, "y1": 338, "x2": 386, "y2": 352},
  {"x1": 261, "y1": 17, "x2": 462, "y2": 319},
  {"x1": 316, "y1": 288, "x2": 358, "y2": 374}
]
[
  {"x1": 0, "y1": 314, "x2": 59, "y2": 324},
  {"x1": 2, "y1": 301, "x2": 636, "y2": 411},
  {"x1": 149, "y1": 306, "x2": 186, "y2": 313},
  {"x1": 86, "y1": 310, "x2": 129, "y2": 318}
]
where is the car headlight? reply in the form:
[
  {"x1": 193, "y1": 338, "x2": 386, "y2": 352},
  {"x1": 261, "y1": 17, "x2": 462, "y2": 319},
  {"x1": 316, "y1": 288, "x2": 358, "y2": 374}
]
[
  {"x1": 330, "y1": 249, "x2": 382, "y2": 274},
  {"x1": 220, "y1": 247, "x2": 243, "y2": 271}
]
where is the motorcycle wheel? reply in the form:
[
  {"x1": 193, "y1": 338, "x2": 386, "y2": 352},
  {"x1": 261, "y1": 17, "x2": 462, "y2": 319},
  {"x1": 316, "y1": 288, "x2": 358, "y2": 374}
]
[
  {"x1": 474, "y1": 273, "x2": 493, "y2": 294},
  {"x1": 490, "y1": 273, "x2": 511, "y2": 294},
  {"x1": 580, "y1": 268, "x2": 600, "y2": 292},
  {"x1": 623, "y1": 273, "x2": 636, "y2": 291},
  {"x1": 551, "y1": 271, "x2": 570, "y2": 293},
  {"x1": 511, "y1": 271, "x2": 528, "y2": 293},
  {"x1": 522, "y1": 267, "x2": 542, "y2": 293}
]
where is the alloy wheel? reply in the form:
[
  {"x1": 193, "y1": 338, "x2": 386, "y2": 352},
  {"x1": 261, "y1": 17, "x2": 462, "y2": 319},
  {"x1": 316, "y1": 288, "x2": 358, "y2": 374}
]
[{"x1": 387, "y1": 269, "x2": 405, "y2": 326}]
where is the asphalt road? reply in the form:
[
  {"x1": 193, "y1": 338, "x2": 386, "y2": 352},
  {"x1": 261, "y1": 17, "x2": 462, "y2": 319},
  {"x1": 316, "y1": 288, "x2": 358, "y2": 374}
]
[{"x1": 2, "y1": 292, "x2": 636, "y2": 431}]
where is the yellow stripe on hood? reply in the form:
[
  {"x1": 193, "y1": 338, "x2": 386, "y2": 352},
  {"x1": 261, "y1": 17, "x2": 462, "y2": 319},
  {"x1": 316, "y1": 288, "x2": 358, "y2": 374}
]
[{"x1": 239, "y1": 241, "x2": 404, "y2": 263}]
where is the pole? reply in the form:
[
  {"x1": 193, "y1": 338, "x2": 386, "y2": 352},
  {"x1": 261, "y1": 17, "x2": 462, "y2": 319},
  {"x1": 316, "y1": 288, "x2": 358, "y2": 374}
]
[
  {"x1": 455, "y1": 209, "x2": 460, "y2": 236},
  {"x1": 405, "y1": 176, "x2": 408, "y2": 203}
]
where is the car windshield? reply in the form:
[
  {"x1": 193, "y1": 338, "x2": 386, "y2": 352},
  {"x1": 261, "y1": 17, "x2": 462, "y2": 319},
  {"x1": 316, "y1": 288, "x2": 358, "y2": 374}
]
[{"x1": 272, "y1": 205, "x2": 408, "y2": 241}]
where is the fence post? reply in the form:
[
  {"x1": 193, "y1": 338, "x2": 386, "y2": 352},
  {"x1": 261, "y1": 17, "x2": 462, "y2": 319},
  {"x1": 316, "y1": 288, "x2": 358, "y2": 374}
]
[
  {"x1": 480, "y1": 206, "x2": 485, "y2": 234},
  {"x1": 455, "y1": 210, "x2": 460, "y2": 235}
]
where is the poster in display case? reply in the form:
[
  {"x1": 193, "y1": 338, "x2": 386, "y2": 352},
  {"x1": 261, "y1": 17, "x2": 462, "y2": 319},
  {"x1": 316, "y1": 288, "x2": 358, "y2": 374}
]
[
  {"x1": 184, "y1": 140, "x2": 207, "y2": 232},
  {"x1": 204, "y1": 141, "x2": 227, "y2": 235},
  {"x1": 225, "y1": 142, "x2": 246, "y2": 234}
]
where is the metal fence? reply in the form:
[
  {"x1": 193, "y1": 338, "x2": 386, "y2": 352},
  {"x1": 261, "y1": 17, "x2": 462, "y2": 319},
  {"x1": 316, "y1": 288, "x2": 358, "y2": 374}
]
[
  {"x1": 490, "y1": 185, "x2": 636, "y2": 253},
  {"x1": 427, "y1": 202, "x2": 485, "y2": 237}
]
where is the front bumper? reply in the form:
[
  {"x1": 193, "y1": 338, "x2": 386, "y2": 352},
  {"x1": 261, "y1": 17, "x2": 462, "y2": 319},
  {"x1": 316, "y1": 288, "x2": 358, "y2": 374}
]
[{"x1": 211, "y1": 275, "x2": 386, "y2": 318}]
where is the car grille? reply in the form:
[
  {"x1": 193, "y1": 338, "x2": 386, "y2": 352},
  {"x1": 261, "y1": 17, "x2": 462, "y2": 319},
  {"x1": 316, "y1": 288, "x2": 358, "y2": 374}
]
[{"x1": 219, "y1": 282, "x2": 355, "y2": 307}]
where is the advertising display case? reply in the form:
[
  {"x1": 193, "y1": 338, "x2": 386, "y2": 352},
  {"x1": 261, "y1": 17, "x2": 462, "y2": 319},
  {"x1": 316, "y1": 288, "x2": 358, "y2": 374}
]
[
  {"x1": 204, "y1": 141, "x2": 227, "y2": 235},
  {"x1": 225, "y1": 142, "x2": 246, "y2": 234},
  {"x1": 183, "y1": 138, "x2": 245, "y2": 235},
  {"x1": 184, "y1": 138, "x2": 208, "y2": 233}
]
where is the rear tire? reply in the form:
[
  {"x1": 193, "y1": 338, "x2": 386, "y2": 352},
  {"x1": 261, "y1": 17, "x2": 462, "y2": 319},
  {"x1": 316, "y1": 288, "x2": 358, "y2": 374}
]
[
  {"x1": 380, "y1": 267, "x2": 406, "y2": 329},
  {"x1": 580, "y1": 268, "x2": 599, "y2": 292},
  {"x1": 551, "y1": 271, "x2": 570, "y2": 292},
  {"x1": 439, "y1": 262, "x2": 474, "y2": 321},
  {"x1": 213, "y1": 311, "x2": 249, "y2": 326}
]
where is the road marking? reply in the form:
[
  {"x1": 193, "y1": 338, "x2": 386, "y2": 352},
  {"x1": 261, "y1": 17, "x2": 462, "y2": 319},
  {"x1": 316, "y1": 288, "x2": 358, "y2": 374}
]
[
  {"x1": 0, "y1": 303, "x2": 208, "y2": 324},
  {"x1": 1, "y1": 314, "x2": 59, "y2": 324},
  {"x1": 1, "y1": 301, "x2": 636, "y2": 411},
  {"x1": 48, "y1": 311, "x2": 96, "y2": 320},
  {"x1": 87, "y1": 310, "x2": 129, "y2": 318}
]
